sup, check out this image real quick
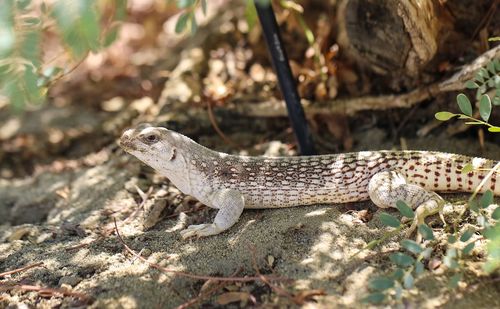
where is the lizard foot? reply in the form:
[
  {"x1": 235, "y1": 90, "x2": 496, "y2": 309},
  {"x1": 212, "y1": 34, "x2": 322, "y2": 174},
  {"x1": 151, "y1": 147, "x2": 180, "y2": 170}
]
[
  {"x1": 180, "y1": 223, "x2": 224, "y2": 239},
  {"x1": 405, "y1": 197, "x2": 444, "y2": 241}
]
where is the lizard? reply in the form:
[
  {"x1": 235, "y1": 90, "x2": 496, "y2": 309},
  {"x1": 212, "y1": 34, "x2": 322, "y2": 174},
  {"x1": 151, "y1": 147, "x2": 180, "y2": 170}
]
[{"x1": 119, "y1": 123, "x2": 499, "y2": 239}]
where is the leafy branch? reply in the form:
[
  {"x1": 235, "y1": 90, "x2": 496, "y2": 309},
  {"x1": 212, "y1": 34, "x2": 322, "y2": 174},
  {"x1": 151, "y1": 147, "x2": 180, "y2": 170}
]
[{"x1": 435, "y1": 58, "x2": 500, "y2": 132}]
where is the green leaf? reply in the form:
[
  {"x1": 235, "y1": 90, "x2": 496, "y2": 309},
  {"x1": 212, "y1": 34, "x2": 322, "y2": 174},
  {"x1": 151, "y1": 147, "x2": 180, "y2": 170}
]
[
  {"x1": 483, "y1": 233, "x2": 500, "y2": 273},
  {"x1": 495, "y1": 59, "x2": 500, "y2": 71},
  {"x1": 488, "y1": 126, "x2": 500, "y2": 132},
  {"x1": 392, "y1": 268, "x2": 404, "y2": 280},
  {"x1": 460, "y1": 230, "x2": 474, "y2": 242},
  {"x1": 17, "y1": 0, "x2": 32, "y2": 9},
  {"x1": 461, "y1": 163, "x2": 473, "y2": 174},
  {"x1": 368, "y1": 277, "x2": 395, "y2": 291},
  {"x1": 395, "y1": 284, "x2": 403, "y2": 300},
  {"x1": 483, "y1": 224, "x2": 500, "y2": 240},
  {"x1": 390, "y1": 252, "x2": 415, "y2": 267},
  {"x1": 434, "y1": 111, "x2": 457, "y2": 121},
  {"x1": 444, "y1": 248, "x2": 458, "y2": 269},
  {"x1": 103, "y1": 28, "x2": 119, "y2": 47},
  {"x1": 494, "y1": 75, "x2": 500, "y2": 87},
  {"x1": 480, "y1": 190, "x2": 494, "y2": 208},
  {"x1": 114, "y1": 0, "x2": 127, "y2": 20},
  {"x1": 479, "y1": 94, "x2": 492, "y2": 122},
  {"x1": 401, "y1": 239, "x2": 423, "y2": 254},
  {"x1": 176, "y1": 0, "x2": 195, "y2": 9},
  {"x1": 52, "y1": 0, "x2": 101, "y2": 57},
  {"x1": 362, "y1": 292, "x2": 385, "y2": 304},
  {"x1": 480, "y1": 68, "x2": 490, "y2": 79},
  {"x1": 175, "y1": 12, "x2": 189, "y2": 33},
  {"x1": 403, "y1": 273, "x2": 414, "y2": 289},
  {"x1": 421, "y1": 247, "x2": 433, "y2": 259},
  {"x1": 245, "y1": 0, "x2": 258, "y2": 30},
  {"x1": 465, "y1": 80, "x2": 479, "y2": 89},
  {"x1": 493, "y1": 96, "x2": 500, "y2": 106},
  {"x1": 396, "y1": 200, "x2": 415, "y2": 218},
  {"x1": 448, "y1": 273, "x2": 462, "y2": 288},
  {"x1": 418, "y1": 224, "x2": 434, "y2": 240},
  {"x1": 478, "y1": 85, "x2": 487, "y2": 97},
  {"x1": 379, "y1": 212, "x2": 401, "y2": 228},
  {"x1": 487, "y1": 61, "x2": 496, "y2": 74},
  {"x1": 462, "y1": 242, "x2": 475, "y2": 255},
  {"x1": 190, "y1": 12, "x2": 198, "y2": 35},
  {"x1": 414, "y1": 260, "x2": 424, "y2": 275},
  {"x1": 492, "y1": 207, "x2": 500, "y2": 220},
  {"x1": 23, "y1": 17, "x2": 40, "y2": 26},
  {"x1": 456, "y1": 94, "x2": 472, "y2": 116},
  {"x1": 475, "y1": 71, "x2": 484, "y2": 83},
  {"x1": 20, "y1": 29, "x2": 41, "y2": 67},
  {"x1": 483, "y1": 258, "x2": 500, "y2": 274},
  {"x1": 448, "y1": 235, "x2": 457, "y2": 243}
]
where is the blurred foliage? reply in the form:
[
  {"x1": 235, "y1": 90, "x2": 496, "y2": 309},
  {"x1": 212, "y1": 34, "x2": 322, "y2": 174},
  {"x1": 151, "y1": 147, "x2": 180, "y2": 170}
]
[{"x1": 0, "y1": 0, "x2": 126, "y2": 111}]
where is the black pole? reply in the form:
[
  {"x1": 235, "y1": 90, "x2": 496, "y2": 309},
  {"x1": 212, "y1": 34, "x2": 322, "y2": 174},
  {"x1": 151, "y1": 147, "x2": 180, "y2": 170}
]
[{"x1": 254, "y1": 1, "x2": 316, "y2": 155}]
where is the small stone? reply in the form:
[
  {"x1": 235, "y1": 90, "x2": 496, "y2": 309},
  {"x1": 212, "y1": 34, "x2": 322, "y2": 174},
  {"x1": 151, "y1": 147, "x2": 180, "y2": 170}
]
[
  {"x1": 142, "y1": 248, "x2": 152, "y2": 257},
  {"x1": 58, "y1": 275, "x2": 82, "y2": 287}
]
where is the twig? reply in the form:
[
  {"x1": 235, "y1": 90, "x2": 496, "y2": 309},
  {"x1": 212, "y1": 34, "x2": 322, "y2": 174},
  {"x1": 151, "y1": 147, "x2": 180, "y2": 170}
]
[
  {"x1": 0, "y1": 284, "x2": 90, "y2": 301},
  {"x1": 470, "y1": 0, "x2": 498, "y2": 42},
  {"x1": 0, "y1": 262, "x2": 44, "y2": 278},
  {"x1": 64, "y1": 242, "x2": 92, "y2": 252},
  {"x1": 123, "y1": 186, "x2": 154, "y2": 224},
  {"x1": 113, "y1": 219, "x2": 287, "y2": 283},
  {"x1": 175, "y1": 268, "x2": 242, "y2": 309},
  {"x1": 206, "y1": 98, "x2": 242, "y2": 150},
  {"x1": 248, "y1": 245, "x2": 296, "y2": 303},
  {"x1": 227, "y1": 45, "x2": 500, "y2": 117}
]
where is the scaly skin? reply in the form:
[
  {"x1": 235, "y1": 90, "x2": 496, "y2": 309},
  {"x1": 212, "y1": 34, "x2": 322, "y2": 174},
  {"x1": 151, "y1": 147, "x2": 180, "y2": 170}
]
[{"x1": 119, "y1": 124, "x2": 499, "y2": 239}]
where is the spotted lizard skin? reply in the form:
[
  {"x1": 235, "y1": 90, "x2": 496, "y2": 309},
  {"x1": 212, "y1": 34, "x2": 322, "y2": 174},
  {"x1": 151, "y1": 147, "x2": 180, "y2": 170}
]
[{"x1": 119, "y1": 124, "x2": 499, "y2": 238}]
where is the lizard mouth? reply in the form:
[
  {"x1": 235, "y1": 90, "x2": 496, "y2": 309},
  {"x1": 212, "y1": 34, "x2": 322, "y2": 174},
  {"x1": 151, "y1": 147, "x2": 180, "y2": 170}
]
[
  {"x1": 119, "y1": 129, "x2": 141, "y2": 153},
  {"x1": 118, "y1": 139, "x2": 138, "y2": 152}
]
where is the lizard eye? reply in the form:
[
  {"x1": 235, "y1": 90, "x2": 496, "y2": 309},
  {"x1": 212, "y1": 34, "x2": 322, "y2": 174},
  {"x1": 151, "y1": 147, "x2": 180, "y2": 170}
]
[{"x1": 143, "y1": 133, "x2": 159, "y2": 144}]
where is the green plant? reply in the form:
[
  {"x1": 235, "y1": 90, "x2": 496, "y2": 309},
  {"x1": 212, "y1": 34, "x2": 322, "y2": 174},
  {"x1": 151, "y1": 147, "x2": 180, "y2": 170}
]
[
  {"x1": 0, "y1": 0, "x2": 126, "y2": 110},
  {"x1": 435, "y1": 58, "x2": 500, "y2": 132},
  {"x1": 174, "y1": 0, "x2": 207, "y2": 34},
  {"x1": 363, "y1": 195, "x2": 500, "y2": 305}
]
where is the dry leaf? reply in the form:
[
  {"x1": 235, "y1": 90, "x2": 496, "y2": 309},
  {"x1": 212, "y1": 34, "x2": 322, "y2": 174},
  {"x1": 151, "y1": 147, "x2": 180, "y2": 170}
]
[
  {"x1": 8, "y1": 227, "x2": 33, "y2": 241},
  {"x1": 267, "y1": 255, "x2": 275, "y2": 268},
  {"x1": 216, "y1": 292, "x2": 250, "y2": 305},
  {"x1": 199, "y1": 279, "x2": 219, "y2": 294},
  {"x1": 55, "y1": 186, "x2": 71, "y2": 201},
  {"x1": 292, "y1": 289, "x2": 326, "y2": 305}
]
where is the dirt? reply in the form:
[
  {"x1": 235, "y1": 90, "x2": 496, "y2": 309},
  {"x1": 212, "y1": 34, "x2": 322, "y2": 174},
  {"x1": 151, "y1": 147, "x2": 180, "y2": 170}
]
[
  {"x1": 1, "y1": 117, "x2": 499, "y2": 308},
  {"x1": 2, "y1": 1, "x2": 500, "y2": 308}
]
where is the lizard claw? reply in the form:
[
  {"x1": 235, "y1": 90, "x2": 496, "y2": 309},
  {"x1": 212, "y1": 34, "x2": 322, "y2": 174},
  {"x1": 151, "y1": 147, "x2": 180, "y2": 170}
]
[
  {"x1": 180, "y1": 223, "x2": 223, "y2": 239},
  {"x1": 405, "y1": 197, "x2": 445, "y2": 241}
]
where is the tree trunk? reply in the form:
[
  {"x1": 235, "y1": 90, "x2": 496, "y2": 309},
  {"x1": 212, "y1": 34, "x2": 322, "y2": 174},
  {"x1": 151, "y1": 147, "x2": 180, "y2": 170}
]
[{"x1": 337, "y1": 0, "x2": 444, "y2": 77}]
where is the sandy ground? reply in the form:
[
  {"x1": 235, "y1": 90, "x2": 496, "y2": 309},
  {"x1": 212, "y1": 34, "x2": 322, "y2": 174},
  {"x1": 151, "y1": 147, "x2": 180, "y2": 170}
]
[{"x1": 1, "y1": 134, "x2": 499, "y2": 308}]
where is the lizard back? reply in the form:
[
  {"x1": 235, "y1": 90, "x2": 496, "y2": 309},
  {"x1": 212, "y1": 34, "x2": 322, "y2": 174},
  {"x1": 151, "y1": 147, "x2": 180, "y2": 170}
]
[{"x1": 187, "y1": 149, "x2": 498, "y2": 209}]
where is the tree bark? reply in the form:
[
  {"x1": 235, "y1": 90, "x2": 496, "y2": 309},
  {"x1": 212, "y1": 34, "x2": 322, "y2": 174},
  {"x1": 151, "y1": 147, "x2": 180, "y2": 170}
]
[{"x1": 337, "y1": 0, "x2": 444, "y2": 77}]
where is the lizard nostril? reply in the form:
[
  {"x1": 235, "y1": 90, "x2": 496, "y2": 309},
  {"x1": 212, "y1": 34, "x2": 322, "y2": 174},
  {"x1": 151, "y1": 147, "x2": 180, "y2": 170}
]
[{"x1": 120, "y1": 129, "x2": 134, "y2": 140}]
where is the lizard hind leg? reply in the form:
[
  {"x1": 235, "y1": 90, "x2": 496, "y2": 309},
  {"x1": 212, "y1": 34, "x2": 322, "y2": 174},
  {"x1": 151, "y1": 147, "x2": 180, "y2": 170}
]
[
  {"x1": 368, "y1": 170, "x2": 445, "y2": 237},
  {"x1": 180, "y1": 189, "x2": 245, "y2": 239}
]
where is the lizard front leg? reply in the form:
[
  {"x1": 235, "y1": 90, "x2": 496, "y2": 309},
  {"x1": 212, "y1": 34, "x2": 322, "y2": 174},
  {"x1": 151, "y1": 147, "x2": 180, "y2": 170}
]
[
  {"x1": 368, "y1": 170, "x2": 445, "y2": 237},
  {"x1": 180, "y1": 188, "x2": 245, "y2": 239}
]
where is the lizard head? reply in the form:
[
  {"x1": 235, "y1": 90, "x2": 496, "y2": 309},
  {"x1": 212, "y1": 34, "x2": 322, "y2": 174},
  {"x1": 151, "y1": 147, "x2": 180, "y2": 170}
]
[{"x1": 119, "y1": 123, "x2": 184, "y2": 172}]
